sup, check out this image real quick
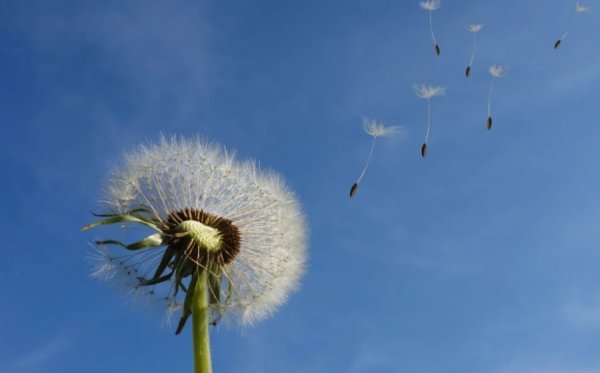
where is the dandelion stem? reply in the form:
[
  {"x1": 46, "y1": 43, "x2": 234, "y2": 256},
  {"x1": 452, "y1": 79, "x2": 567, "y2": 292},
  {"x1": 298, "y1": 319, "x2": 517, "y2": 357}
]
[
  {"x1": 425, "y1": 98, "x2": 432, "y2": 143},
  {"x1": 192, "y1": 270, "x2": 212, "y2": 373},
  {"x1": 487, "y1": 77, "x2": 496, "y2": 118},
  {"x1": 356, "y1": 136, "x2": 377, "y2": 185},
  {"x1": 428, "y1": 11, "x2": 437, "y2": 46},
  {"x1": 469, "y1": 32, "x2": 477, "y2": 67},
  {"x1": 560, "y1": 11, "x2": 579, "y2": 42}
]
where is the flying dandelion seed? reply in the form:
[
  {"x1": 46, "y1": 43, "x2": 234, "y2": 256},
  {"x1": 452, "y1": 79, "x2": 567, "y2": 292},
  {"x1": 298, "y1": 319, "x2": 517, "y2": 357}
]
[
  {"x1": 83, "y1": 136, "x2": 307, "y2": 373},
  {"x1": 487, "y1": 65, "x2": 507, "y2": 130},
  {"x1": 420, "y1": 0, "x2": 441, "y2": 56},
  {"x1": 465, "y1": 24, "x2": 483, "y2": 77},
  {"x1": 349, "y1": 117, "x2": 402, "y2": 198},
  {"x1": 414, "y1": 84, "x2": 446, "y2": 157},
  {"x1": 554, "y1": 1, "x2": 590, "y2": 49}
]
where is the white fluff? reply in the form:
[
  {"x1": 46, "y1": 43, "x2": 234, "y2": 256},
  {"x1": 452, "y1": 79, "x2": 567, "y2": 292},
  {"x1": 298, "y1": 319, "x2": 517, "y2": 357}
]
[
  {"x1": 467, "y1": 24, "x2": 483, "y2": 33},
  {"x1": 419, "y1": 0, "x2": 440, "y2": 11},
  {"x1": 93, "y1": 136, "x2": 307, "y2": 327},
  {"x1": 363, "y1": 117, "x2": 402, "y2": 138},
  {"x1": 489, "y1": 65, "x2": 507, "y2": 78},
  {"x1": 414, "y1": 84, "x2": 446, "y2": 99},
  {"x1": 576, "y1": 2, "x2": 590, "y2": 13},
  {"x1": 414, "y1": 84, "x2": 445, "y2": 151}
]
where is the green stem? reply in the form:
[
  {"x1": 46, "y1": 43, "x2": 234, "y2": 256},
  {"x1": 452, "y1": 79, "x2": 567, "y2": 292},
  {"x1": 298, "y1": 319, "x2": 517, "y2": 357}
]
[{"x1": 193, "y1": 270, "x2": 212, "y2": 373}]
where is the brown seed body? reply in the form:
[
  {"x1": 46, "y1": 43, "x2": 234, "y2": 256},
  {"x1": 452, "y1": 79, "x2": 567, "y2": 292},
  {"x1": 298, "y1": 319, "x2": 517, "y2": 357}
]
[
  {"x1": 487, "y1": 116, "x2": 493, "y2": 130},
  {"x1": 349, "y1": 183, "x2": 358, "y2": 198},
  {"x1": 421, "y1": 143, "x2": 428, "y2": 158},
  {"x1": 466, "y1": 66, "x2": 471, "y2": 77},
  {"x1": 554, "y1": 39, "x2": 561, "y2": 49},
  {"x1": 435, "y1": 44, "x2": 441, "y2": 56}
]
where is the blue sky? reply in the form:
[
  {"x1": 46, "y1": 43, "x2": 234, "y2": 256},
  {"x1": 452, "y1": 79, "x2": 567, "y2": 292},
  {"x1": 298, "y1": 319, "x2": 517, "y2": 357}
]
[{"x1": 1, "y1": 0, "x2": 600, "y2": 372}]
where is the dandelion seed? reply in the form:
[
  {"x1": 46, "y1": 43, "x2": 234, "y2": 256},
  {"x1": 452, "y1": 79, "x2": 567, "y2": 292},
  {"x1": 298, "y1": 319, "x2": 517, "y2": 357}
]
[
  {"x1": 487, "y1": 65, "x2": 507, "y2": 130},
  {"x1": 82, "y1": 136, "x2": 307, "y2": 371},
  {"x1": 350, "y1": 118, "x2": 402, "y2": 198},
  {"x1": 420, "y1": 0, "x2": 441, "y2": 56},
  {"x1": 465, "y1": 24, "x2": 483, "y2": 77},
  {"x1": 414, "y1": 84, "x2": 446, "y2": 157},
  {"x1": 421, "y1": 143, "x2": 428, "y2": 158},
  {"x1": 554, "y1": 1, "x2": 590, "y2": 49}
]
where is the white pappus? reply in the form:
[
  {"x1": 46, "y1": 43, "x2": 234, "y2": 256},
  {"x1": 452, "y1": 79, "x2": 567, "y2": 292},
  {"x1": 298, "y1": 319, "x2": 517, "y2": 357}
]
[
  {"x1": 554, "y1": 1, "x2": 591, "y2": 49},
  {"x1": 486, "y1": 65, "x2": 507, "y2": 130},
  {"x1": 349, "y1": 117, "x2": 403, "y2": 198},
  {"x1": 414, "y1": 84, "x2": 446, "y2": 157},
  {"x1": 420, "y1": 0, "x2": 442, "y2": 56},
  {"x1": 85, "y1": 136, "x2": 308, "y2": 332}
]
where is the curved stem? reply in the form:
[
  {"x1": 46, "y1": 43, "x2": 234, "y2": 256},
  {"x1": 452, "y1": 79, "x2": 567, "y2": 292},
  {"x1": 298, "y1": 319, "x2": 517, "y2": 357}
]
[
  {"x1": 429, "y1": 11, "x2": 437, "y2": 46},
  {"x1": 356, "y1": 136, "x2": 377, "y2": 185},
  {"x1": 425, "y1": 98, "x2": 432, "y2": 143},
  {"x1": 193, "y1": 270, "x2": 212, "y2": 373}
]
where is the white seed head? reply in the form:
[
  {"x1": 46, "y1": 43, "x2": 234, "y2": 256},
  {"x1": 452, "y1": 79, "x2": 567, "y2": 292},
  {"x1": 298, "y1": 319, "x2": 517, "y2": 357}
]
[
  {"x1": 362, "y1": 117, "x2": 402, "y2": 138},
  {"x1": 419, "y1": 0, "x2": 440, "y2": 11},
  {"x1": 92, "y1": 136, "x2": 307, "y2": 327},
  {"x1": 576, "y1": 2, "x2": 590, "y2": 13},
  {"x1": 414, "y1": 84, "x2": 446, "y2": 99},
  {"x1": 467, "y1": 24, "x2": 483, "y2": 33},
  {"x1": 489, "y1": 64, "x2": 507, "y2": 78}
]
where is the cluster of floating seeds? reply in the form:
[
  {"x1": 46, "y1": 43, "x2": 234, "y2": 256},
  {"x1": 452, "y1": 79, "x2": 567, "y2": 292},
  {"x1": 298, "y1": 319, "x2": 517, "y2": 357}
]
[{"x1": 349, "y1": 1, "x2": 591, "y2": 198}]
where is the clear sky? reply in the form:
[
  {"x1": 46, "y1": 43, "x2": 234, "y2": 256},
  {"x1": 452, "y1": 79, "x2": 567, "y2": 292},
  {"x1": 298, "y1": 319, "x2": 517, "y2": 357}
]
[{"x1": 1, "y1": 1, "x2": 600, "y2": 372}]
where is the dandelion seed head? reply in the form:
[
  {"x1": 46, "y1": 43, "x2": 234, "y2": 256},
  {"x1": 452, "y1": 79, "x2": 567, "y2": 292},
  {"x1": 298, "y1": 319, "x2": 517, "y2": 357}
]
[
  {"x1": 467, "y1": 24, "x2": 483, "y2": 33},
  {"x1": 420, "y1": 0, "x2": 440, "y2": 11},
  {"x1": 414, "y1": 84, "x2": 446, "y2": 99},
  {"x1": 489, "y1": 65, "x2": 507, "y2": 78},
  {"x1": 576, "y1": 2, "x2": 591, "y2": 13},
  {"x1": 362, "y1": 117, "x2": 402, "y2": 138},
  {"x1": 90, "y1": 136, "x2": 307, "y2": 328}
]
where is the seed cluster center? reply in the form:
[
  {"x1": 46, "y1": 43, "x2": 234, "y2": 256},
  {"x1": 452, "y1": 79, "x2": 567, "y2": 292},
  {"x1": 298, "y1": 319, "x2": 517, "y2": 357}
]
[{"x1": 164, "y1": 208, "x2": 241, "y2": 266}]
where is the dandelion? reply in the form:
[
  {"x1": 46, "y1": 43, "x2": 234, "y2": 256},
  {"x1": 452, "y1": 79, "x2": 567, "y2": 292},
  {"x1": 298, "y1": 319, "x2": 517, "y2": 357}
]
[
  {"x1": 486, "y1": 65, "x2": 507, "y2": 130},
  {"x1": 349, "y1": 117, "x2": 402, "y2": 198},
  {"x1": 420, "y1": 0, "x2": 442, "y2": 56},
  {"x1": 82, "y1": 136, "x2": 307, "y2": 373},
  {"x1": 465, "y1": 24, "x2": 483, "y2": 77},
  {"x1": 414, "y1": 84, "x2": 446, "y2": 157},
  {"x1": 554, "y1": 1, "x2": 591, "y2": 49}
]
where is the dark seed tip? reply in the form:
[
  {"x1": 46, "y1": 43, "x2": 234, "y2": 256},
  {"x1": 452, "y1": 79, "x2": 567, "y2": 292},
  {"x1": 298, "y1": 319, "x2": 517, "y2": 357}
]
[
  {"x1": 487, "y1": 116, "x2": 493, "y2": 130},
  {"x1": 554, "y1": 40, "x2": 561, "y2": 49},
  {"x1": 435, "y1": 44, "x2": 440, "y2": 56},
  {"x1": 175, "y1": 321, "x2": 185, "y2": 335},
  {"x1": 421, "y1": 143, "x2": 428, "y2": 158},
  {"x1": 465, "y1": 66, "x2": 471, "y2": 77},
  {"x1": 349, "y1": 183, "x2": 358, "y2": 198}
]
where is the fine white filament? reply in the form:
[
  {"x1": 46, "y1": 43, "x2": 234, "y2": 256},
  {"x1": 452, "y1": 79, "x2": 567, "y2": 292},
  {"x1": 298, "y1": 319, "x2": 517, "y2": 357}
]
[
  {"x1": 469, "y1": 32, "x2": 477, "y2": 67},
  {"x1": 425, "y1": 98, "x2": 432, "y2": 144},
  {"x1": 487, "y1": 76, "x2": 495, "y2": 118},
  {"x1": 487, "y1": 65, "x2": 506, "y2": 120},
  {"x1": 356, "y1": 136, "x2": 376, "y2": 186},
  {"x1": 429, "y1": 10, "x2": 438, "y2": 49}
]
